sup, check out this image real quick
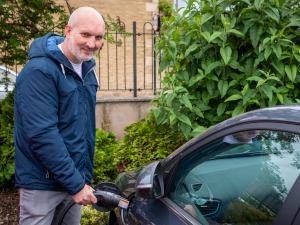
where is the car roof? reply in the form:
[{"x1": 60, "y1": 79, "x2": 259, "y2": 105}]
[
  {"x1": 163, "y1": 103, "x2": 300, "y2": 164},
  {"x1": 0, "y1": 66, "x2": 17, "y2": 76}
]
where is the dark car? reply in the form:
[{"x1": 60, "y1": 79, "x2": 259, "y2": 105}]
[{"x1": 108, "y1": 104, "x2": 300, "y2": 225}]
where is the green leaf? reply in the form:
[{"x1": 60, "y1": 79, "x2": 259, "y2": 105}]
[
  {"x1": 193, "y1": 107, "x2": 204, "y2": 118},
  {"x1": 272, "y1": 60, "x2": 285, "y2": 75},
  {"x1": 294, "y1": 54, "x2": 300, "y2": 63},
  {"x1": 217, "y1": 103, "x2": 226, "y2": 117},
  {"x1": 205, "y1": 61, "x2": 222, "y2": 75},
  {"x1": 157, "y1": 114, "x2": 166, "y2": 125},
  {"x1": 158, "y1": 59, "x2": 171, "y2": 74},
  {"x1": 201, "y1": 31, "x2": 210, "y2": 42},
  {"x1": 175, "y1": 87, "x2": 188, "y2": 93},
  {"x1": 243, "y1": 89, "x2": 257, "y2": 105},
  {"x1": 228, "y1": 80, "x2": 238, "y2": 88},
  {"x1": 201, "y1": 13, "x2": 213, "y2": 25},
  {"x1": 268, "y1": 95, "x2": 278, "y2": 106},
  {"x1": 202, "y1": 91, "x2": 211, "y2": 105},
  {"x1": 207, "y1": 80, "x2": 215, "y2": 95},
  {"x1": 277, "y1": 93, "x2": 283, "y2": 104},
  {"x1": 181, "y1": 71, "x2": 189, "y2": 83},
  {"x1": 185, "y1": 44, "x2": 199, "y2": 57},
  {"x1": 170, "y1": 114, "x2": 176, "y2": 124},
  {"x1": 272, "y1": 43, "x2": 282, "y2": 59},
  {"x1": 277, "y1": 86, "x2": 289, "y2": 93},
  {"x1": 220, "y1": 46, "x2": 232, "y2": 65},
  {"x1": 264, "y1": 8, "x2": 279, "y2": 23},
  {"x1": 263, "y1": 37, "x2": 270, "y2": 47},
  {"x1": 254, "y1": 0, "x2": 264, "y2": 11},
  {"x1": 209, "y1": 31, "x2": 222, "y2": 43},
  {"x1": 267, "y1": 76, "x2": 283, "y2": 84},
  {"x1": 190, "y1": 126, "x2": 207, "y2": 137},
  {"x1": 218, "y1": 80, "x2": 229, "y2": 98},
  {"x1": 232, "y1": 106, "x2": 244, "y2": 117},
  {"x1": 179, "y1": 95, "x2": 193, "y2": 111},
  {"x1": 247, "y1": 76, "x2": 262, "y2": 82},
  {"x1": 242, "y1": 0, "x2": 252, "y2": 5},
  {"x1": 225, "y1": 94, "x2": 243, "y2": 102},
  {"x1": 166, "y1": 93, "x2": 176, "y2": 106},
  {"x1": 226, "y1": 29, "x2": 244, "y2": 36},
  {"x1": 264, "y1": 46, "x2": 272, "y2": 60},
  {"x1": 179, "y1": 122, "x2": 191, "y2": 140},
  {"x1": 254, "y1": 53, "x2": 264, "y2": 68},
  {"x1": 178, "y1": 115, "x2": 192, "y2": 127},
  {"x1": 285, "y1": 65, "x2": 297, "y2": 82},
  {"x1": 245, "y1": 58, "x2": 254, "y2": 76},
  {"x1": 286, "y1": 82, "x2": 294, "y2": 89},
  {"x1": 250, "y1": 23, "x2": 264, "y2": 48},
  {"x1": 196, "y1": 102, "x2": 210, "y2": 112},
  {"x1": 262, "y1": 85, "x2": 273, "y2": 101},
  {"x1": 153, "y1": 109, "x2": 160, "y2": 119}
]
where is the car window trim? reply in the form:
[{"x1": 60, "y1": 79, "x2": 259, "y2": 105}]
[
  {"x1": 164, "y1": 121, "x2": 300, "y2": 224},
  {"x1": 160, "y1": 197, "x2": 201, "y2": 225}
]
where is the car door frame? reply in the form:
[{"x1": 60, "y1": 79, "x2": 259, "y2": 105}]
[{"x1": 160, "y1": 120, "x2": 300, "y2": 225}]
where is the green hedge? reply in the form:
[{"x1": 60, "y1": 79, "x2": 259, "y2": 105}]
[
  {"x1": 0, "y1": 89, "x2": 15, "y2": 189},
  {"x1": 153, "y1": 0, "x2": 300, "y2": 140}
]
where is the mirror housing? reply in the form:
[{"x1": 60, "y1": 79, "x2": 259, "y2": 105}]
[{"x1": 135, "y1": 161, "x2": 164, "y2": 199}]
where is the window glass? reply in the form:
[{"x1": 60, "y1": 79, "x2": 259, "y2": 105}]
[{"x1": 169, "y1": 130, "x2": 300, "y2": 225}]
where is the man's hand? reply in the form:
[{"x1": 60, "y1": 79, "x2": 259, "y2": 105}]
[{"x1": 72, "y1": 184, "x2": 97, "y2": 206}]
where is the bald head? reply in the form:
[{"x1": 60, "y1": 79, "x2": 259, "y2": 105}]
[
  {"x1": 68, "y1": 7, "x2": 104, "y2": 29},
  {"x1": 62, "y1": 6, "x2": 105, "y2": 64}
]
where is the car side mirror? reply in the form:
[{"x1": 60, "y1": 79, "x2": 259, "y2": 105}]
[{"x1": 135, "y1": 161, "x2": 164, "y2": 199}]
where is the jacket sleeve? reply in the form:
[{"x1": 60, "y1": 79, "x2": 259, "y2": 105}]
[{"x1": 17, "y1": 68, "x2": 85, "y2": 195}]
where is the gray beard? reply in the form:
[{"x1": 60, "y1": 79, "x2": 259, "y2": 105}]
[{"x1": 68, "y1": 38, "x2": 99, "y2": 62}]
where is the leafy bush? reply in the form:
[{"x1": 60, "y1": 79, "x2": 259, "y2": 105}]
[
  {"x1": 154, "y1": 0, "x2": 300, "y2": 140},
  {"x1": 113, "y1": 115, "x2": 185, "y2": 173},
  {"x1": 91, "y1": 128, "x2": 119, "y2": 185},
  {"x1": 158, "y1": 0, "x2": 175, "y2": 18},
  {"x1": 0, "y1": 89, "x2": 15, "y2": 189},
  {"x1": 80, "y1": 205, "x2": 108, "y2": 225}
]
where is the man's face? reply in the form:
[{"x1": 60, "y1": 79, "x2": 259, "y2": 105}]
[{"x1": 66, "y1": 16, "x2": 105, "y2": 63}]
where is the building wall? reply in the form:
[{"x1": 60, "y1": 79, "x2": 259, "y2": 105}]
[{"x1": 95, "y1": 95, "x2": 154, "y2": 140}]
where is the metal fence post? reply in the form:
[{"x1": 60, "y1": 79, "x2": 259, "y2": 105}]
[
  {"x1": 153, "y1": 31, "x2": 156, "y2": 95},
  {"x1": 133, "y1": 21, "x2": 137, "y2": 97}
]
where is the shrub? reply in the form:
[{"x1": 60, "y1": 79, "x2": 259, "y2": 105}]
[
  {"x1": 113, "y1": 115, "x2": 185, "y2": 173},
  {"x1": 158, "y1": 0, "x2": 175, "y2": 18},
  {"x1": 91, "y1": 128, "x2": 119, "y2": 185},
  {"x1": 0, "y1": 89, "x2": 15, "y2": 189},
  {"x1": 80, "y1": 205, "x2": 108, "y2": 225},
  {"x1": 153, "y1": 0, "x2": 300, "y2": 140}
]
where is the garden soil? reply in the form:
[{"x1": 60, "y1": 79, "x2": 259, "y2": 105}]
[{"x1": 0, "y1": 189, "x2": 19, "y2": 225}]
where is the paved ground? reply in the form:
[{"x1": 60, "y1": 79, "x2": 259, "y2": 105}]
[{"x1": 0, "y1": 188, "x2": 19, "y2": 225}]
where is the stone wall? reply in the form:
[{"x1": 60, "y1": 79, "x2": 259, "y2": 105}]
[{"x1": 95, "y1": 95, "x2": 154, "y2": 140}]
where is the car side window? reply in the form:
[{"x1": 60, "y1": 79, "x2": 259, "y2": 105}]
[{"x1": 169, "y1": 130, "x2": 300, "y2": 225}]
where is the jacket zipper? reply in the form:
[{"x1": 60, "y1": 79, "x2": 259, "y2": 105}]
[
  {"x1": 46, "y1": 170, "x2": 50, "y2": 179},
  {"x1": 65, "y1": 66, "x2": 95, "y2": 181}
]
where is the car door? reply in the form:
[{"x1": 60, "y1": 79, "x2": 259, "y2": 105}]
[{"x1": 132, "y1": 122, "x2": 300, "y2": 225}]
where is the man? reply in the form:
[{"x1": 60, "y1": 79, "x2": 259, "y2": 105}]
[{"x1": 13, "y1": 7, "x2": 105, "y2": 225}]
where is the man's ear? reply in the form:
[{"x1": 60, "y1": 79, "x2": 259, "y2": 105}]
[{"x1": 65, "y1": 25, "x2": 72, "y2": 39}]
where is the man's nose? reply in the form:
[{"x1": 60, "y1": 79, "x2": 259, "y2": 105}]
[{"x1": 86, "y1": 37, "x2": 96, "y2": 49}]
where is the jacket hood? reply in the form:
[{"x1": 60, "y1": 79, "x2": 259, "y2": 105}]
[{"x1": 28, "y1": 33, "x2": 95, "y2": 70}]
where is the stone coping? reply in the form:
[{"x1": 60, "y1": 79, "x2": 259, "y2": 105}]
[{"x1": 96, "y1": 95, "x2": 156, "y2": 103}]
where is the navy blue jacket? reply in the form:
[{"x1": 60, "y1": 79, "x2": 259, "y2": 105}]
[{"x1": 14, "y1": 33, "x2": 98, "y2": 195}]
